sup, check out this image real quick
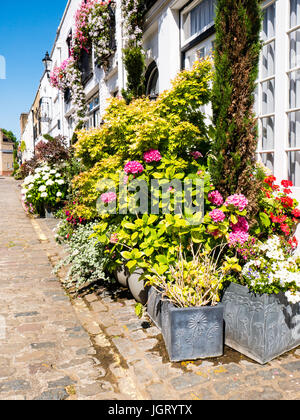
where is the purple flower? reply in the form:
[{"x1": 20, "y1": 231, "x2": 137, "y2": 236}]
[{"x1": 191, "y1": 151, "x2": 203, "y2": 160}]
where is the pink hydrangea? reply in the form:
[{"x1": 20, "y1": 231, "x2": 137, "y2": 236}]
[
  {"x1": 228, "y1": 230, "x2": 249, "y2": 246},
  {"x1": 208, "y1": 190, "x2": 224, "y2": 206},
  {"x1": 191, "y1": 151, "x2": 203, "y2": 160},
  {"x1": 124, "y1": 161, "x2": 144, "y2": 175},
  {"x1": 225, "y1": 194, "x2": 248, "y2": 211},
  {"x1": 143, "y1": 149, "x2": 162, "y2": 163},
  {"x1": 209, "y1": 209, "x2": 226, "y2": 223},
  {"x1": 101, "y1": 192, "x2": 117, "y2": 204},
  {"x1": 231, "y1": 216, "x2": 249, "y2": 233}
]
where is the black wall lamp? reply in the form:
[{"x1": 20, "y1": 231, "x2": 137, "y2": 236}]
[{"x1": 42, "y1": 51, "x2": 52, "y2": 79}]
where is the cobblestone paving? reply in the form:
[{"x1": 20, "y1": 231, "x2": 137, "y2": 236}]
[{"x1": 0, "y1": 177, "x2": 300, "y2": 400}]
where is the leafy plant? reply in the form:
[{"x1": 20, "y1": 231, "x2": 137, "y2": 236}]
[
  {"x1": 145, "y1": 245, "x2": 228, "y2": 308},
  {"x1": 209, "y1": 0, "x2": 263, "y2": 215},
  {"x1": 54, "y1": 222, "x2": 113, "y2": 290}
]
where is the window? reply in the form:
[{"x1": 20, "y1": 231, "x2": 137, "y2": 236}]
[
  {"x1": 255, "y1": 0, "x2": 300, "y2": 194},
  {"x1": 85, "y1": 94, "x2": 101, "y2": 129},
  {"x1": 257, "y1": 1, "x2": 276, "y2": 173},
  {"x1": 182, "y1": 0, "x2": 216, "y2": 45},
  {"x1": 79, "y1": 50, "x2": 93, "y2": 85},
  {"x1": 145, "y1": 62, "x2": 159, "y2": 99},
  {"x1": 288, "y1": 0, "x2": 300, "y2": 186},
  {"x1": 181, "y1": 0, "x2": 216, "y2": 70}
]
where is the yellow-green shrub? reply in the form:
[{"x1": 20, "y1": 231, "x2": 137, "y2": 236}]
[{"x1": 72, "y1": 58, "x2": 213, "y2": 219}]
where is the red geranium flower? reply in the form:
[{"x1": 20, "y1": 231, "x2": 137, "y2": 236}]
[
  {"x1": 281, "y1": 180, "x2": 293, "y2": 188},
  {"x1": 280, "y1": 196, "x2": 294, "y2": 208},
  {"x1": 264, "y1": 175, "x2": 276, "y2": 186},
  {"x1": 280, "y1": 223, "x2": 290, "y2": 236},
  {"x1": 292, "y1": 208, "x2": 300, "y2": 218}
]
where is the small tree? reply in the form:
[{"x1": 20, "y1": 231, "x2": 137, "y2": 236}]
[{"x1": 209, "y1": 0, "x2": 262, "y2": 214}]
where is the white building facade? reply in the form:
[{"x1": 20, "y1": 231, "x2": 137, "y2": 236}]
[{"x1": 20, "y1": 0, "x2": 300, "y2": 198}]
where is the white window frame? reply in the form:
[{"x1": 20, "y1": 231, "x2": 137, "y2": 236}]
[{"x1": 180, "y1": 0, "x2": 216, "y2": 48}]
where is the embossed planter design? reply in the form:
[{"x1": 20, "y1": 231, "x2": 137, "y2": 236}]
[
  {"x1": 222, "y1": 283, "x2": 300, "y2": 364},
  {"x1": 161, "y1": 301, "x2": 224, "y2": 362}
]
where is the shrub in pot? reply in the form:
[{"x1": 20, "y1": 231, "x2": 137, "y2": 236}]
[
  {"x1": 222, "y1": 235, "x2": 300, "y2": 364},
  {"x1": 146, "y1": 246, "x2": 226, "y2": 362}
]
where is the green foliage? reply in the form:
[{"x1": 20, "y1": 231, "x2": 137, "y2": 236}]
[
  {"x1": 122, "y1": 46, "x2": 146, "y2": 103},
  {"x1": 209, "y1": 0, "x2": 263, "y2": 214},
  {"x1": 54, "y1": 222, "x2": 113, "y2": 290},
  {"x1": 73, "y1": 59, "x2": 213, "y2": 218}
]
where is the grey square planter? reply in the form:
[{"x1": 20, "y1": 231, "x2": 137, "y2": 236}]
[
  {"x1": 222, "y1": 283, "x2": 300, "y2": 364},
  {"x1": 161, "y1": 301, "x2": 224, "y2": 362}
]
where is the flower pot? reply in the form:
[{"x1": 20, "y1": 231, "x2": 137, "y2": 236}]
[
  {"x1": 44, "y1": 205, "x2": 55, "y2": 219},
  {"x1": 161, "y1": 301, "x2": 224, "y2": 362},
  {"x1": 127, "y1": 268, "x2": 149, "y2": 305},
  {"x1": 147, "y1": 287, "x2": 164, "y2": 329},
  {"x1": 114, "y1": 265, "x2": 129, "y2": 288},
  {"x1": 222, "y1": 283, "x2": 300, "y2": 364}
]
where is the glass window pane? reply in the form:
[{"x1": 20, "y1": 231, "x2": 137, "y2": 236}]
[
  {"x1": 261, "y1": 152, "x2": 274, "y2": 173},
  {"x1": 290, "y1": 30, "x2": 300, "y2": 69},
  {"x1": 288, "y1": 151, "x2": 300, "y2": 186},
  {"x1": 261, "y1": 78, "x2": 275, "y2": 115},
  {"x1": 190, "y1": 0, "x2": 216, "y2": 37},
  {"x1": 262, "y1": 41, "x2": 275, "y2": 78},
  {"x1": 289, "y1": 111, "x2": 300, "y2": 147},
  {"x1": 261, "y1": 116, "x2": 275, "y2": 150},
  {"x1": 289, "y1": 70, "x2": 300, "y2": 109},
  {"x1": 262, "y1": 3, "x2": 276, "y2": 41},
  {"x1": 290, "y1": 0, "x2": 300, "y2": 28}
]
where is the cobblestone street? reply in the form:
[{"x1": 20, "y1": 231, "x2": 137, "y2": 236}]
[{"x1": 0, "y1": 176, "x2": 299, "y2": 400}]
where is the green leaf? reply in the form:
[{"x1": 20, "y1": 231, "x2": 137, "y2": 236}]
[
  {"x1": 127, "y1": 259, "x2": 137, "y2": 272},
  {"x1": 259, "y1": 212, "x2": 271, "y2": 227}
]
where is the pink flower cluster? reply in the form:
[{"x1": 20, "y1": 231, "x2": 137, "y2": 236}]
[
  {"x1": 124, "y1": 161, "x2": 144, "y2": 175},
  {"x1": 209, "y1": 209, "x2": 226, "y2": 223},
  {"x1": 229, "y1": 216, "x2": 250, "y2": 246},
  {"x1": 231, "y1": 216, "x2": 249, "y2": 233},
  {"x1": 49, "y1": 59, "x2": 70, "y2": 90},
  {"x1": 143, "y1": 149, "x2": 162, "y2": 163},
  {"x1": 208, "y1": 190, "x2": 224, "y2": 206},
  {"x1": 228, "y1": 231, "x2": 249, "y2": 246},
  {"x1": 101, "y1": 192, "x2": 117, "y2": 204},
  {"x1": 191, "y1": 151, "x2": 203, "y2": 160},
  {"x1": 225, "y1": 194, "x2": 248, "y2": 211}
]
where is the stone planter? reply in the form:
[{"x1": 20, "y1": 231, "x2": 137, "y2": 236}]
[
  {"x1": 222, "y1": 283, "x2": 300, "y2": 364},
  {"x1": 128, "y1": 268, "x2": 149, "y2": 305},
  {"x1": 161, "y1": 301, "x2": 224, "y2": 362},
  {"x1": 44, "y1": 206, "x2": 55, "y2": 219},
  {"x1": 147, "y1": 287, "x2": 164, "y2": 329},
  {"x1": 114, "y1": 265, "x2": 129, "y2": 288}
]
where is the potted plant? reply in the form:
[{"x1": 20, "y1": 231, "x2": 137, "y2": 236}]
[
  {"x1": 146, "y1": 246, "x2": 225, "y2": 362},
  {"x1": 21, "y1": 164, "x2": 67, "y2": 218},
  {"x1": 222, "y1": 235, "x2": 300, "y2": 364}
]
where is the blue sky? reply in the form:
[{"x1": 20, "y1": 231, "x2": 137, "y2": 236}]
[{"x1": 0, "y1": 0, "x2": 68, "y2": 141}]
